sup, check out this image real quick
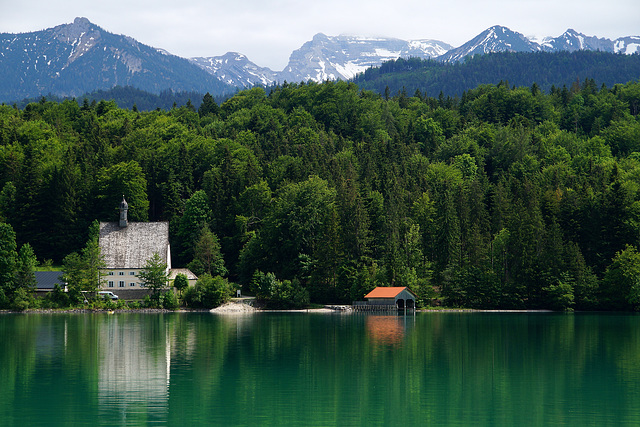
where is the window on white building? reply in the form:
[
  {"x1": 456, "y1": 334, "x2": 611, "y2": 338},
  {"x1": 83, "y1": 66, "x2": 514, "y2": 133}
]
[
  {"x1": 130, "y1": 282, "x2": 135, "y2": 287},
  {"x1": 119, "y1": 281, "x2": 125, "y2": 287},
  {"x1": 108, "y1": 281, "x2": 114, "y2": 287},
  {"x1": 129, "y1": 272, "x2": 135, "y2": 276},
  {"x1": 119, "y1": 271, "x2": 124, "y2": 276},
  {"x1": 108, "y1": 272, "x2": 114, "y2": 276}
]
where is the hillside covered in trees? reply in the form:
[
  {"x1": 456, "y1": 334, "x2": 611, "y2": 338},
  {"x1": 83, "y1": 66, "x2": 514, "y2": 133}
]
[
  {"x1": 2, "y1": 78, "x2": 640, "y2": 310},
  {"x1": 354, "y1": 51, "x2": 640, "y2": 98}
]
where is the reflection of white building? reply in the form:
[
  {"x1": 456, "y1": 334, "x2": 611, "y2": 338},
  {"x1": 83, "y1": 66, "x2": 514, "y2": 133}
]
[
  {"x1": 99, "y1": 197, "x2": 171, "y2": 294},
  {"x1": 98, "y1": 316, "x2": 171, "y2": 422}
]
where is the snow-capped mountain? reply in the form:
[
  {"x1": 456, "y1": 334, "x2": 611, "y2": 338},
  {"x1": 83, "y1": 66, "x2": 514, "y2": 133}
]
[
  {"x1": 277, "y1": 33, "x2": 452, "y2": 83},
  {"x1": 439, "y1": 26, "x2": 640, "y2": 63},
  {"x1": 0, "y1": 18, "x2": 638, "y2": 102},
  {"x1": 0, "y1": 17, "x2": 233, "y2": 102},
  {"x1": 538, "y1": 29, "x2": 620, "y2": 52},
  {"x1": 190, "y1": 52, "x2": 279, "y2": 87},
  {"x1": 189, "y1": 33, "x2": 452, "y2": 87},
  {"x1": 613, "y1": 36, "x2": 640, "y2": 54},
  {"x1": 438, "y1": 25, "x2": 541, "y2": 62}
]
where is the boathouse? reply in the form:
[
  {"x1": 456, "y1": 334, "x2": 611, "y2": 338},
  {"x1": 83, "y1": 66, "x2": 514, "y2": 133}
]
[{"x1": 354, "y1": 287, "x2": 416, "y2": 311}]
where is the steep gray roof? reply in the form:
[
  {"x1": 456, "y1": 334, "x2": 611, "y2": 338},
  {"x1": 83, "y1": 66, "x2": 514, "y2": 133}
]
[{"x1": 99, "y1": 222, "x2": 170, "y2": 269}]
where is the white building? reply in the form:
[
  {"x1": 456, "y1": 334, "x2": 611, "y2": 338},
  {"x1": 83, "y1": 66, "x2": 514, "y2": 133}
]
[{"x1": 99, "y1": 197, "x2": 171, "y2": 293}]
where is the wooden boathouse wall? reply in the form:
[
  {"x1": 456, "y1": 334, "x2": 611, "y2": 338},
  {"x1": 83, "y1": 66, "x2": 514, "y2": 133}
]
[{"x1": 352, "y1": 302, "x2": 400, "y2": 312}]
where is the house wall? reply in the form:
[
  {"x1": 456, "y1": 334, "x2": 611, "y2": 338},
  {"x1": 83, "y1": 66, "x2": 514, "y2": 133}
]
[
  {"x1": 104, "y1": 269, "x2": 144, "y2": 290},
  {"x1": 396, "y1": 289, "x2": 416, "y2": 302},
  {"x1": 105, "y1": 288, "x2": 153, "y2": 300},
  {"x1": 168, "y1": 277, "x2": 197, "y2": 287},
  {"x1": 366, "y1": 298, "x2": 396, "y2": 305}
]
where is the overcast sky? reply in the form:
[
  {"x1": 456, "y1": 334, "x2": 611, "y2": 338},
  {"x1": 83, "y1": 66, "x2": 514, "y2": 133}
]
[{"x1": 1, "y1": 0, "x2": 638, "y2": 70}]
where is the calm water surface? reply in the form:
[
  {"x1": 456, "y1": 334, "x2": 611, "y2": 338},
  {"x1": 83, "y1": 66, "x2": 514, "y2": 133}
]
[{"x1": 1, "y1": 312, "x2": 640, "y2": 426}]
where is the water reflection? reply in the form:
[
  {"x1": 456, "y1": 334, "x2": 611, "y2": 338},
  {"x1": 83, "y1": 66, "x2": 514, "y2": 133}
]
[
  {"x1": 97, "y1": 315, "x2": 171, "y2": 424},
  {"x1": 2, "y1": 313, "x2": 640, "y2": 426},
  {"x1": 366, "y1": 315, "x2": 405, "y2": 346}
]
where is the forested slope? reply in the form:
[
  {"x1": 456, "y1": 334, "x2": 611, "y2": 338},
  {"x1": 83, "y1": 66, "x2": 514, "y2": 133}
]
[
  {"x1": 2, "y1": 79, "x2": 640, "y2": 310},
  {"x1": 354, "y1": 51, "x2": 640, "y2": 98}
]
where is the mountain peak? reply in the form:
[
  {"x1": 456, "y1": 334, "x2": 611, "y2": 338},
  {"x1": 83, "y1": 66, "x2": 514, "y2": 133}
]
[
  {"x1": 0, "y1": 18, "x2": 233, "y2": 101},
  {"x1": 540, "y1": 29, "x2": 614, "y2": 52},
  {"x1": 73, "y1": 17, "x2": 92, "y2": 26},
  {"x1": 312, "y1": 33, "x2": 330, "y2": 42},
  {"x1": 53, "y1": 17, "x2": 100, "y2": 44},
  {"x1": 439, "y1": 25, "x2": 538, "y2": 62},
  {"x1": 488, "y1": 25, "x2": 509, "y2": 32},
  {"x1": 279, "y1": 33, "x2": 452, "y2": 82}
]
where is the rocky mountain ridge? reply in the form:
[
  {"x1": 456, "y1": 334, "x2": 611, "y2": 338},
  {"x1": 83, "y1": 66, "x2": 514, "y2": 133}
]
[
  {"x1": 194, "y1": 25, "x2": 639, "y2": 86},
  {"x1": 0, "y1": 17, "x2": 232, "y2": 102},
  {"x1": 1, "y1": 18, "x2": 638, "y2": 102}
]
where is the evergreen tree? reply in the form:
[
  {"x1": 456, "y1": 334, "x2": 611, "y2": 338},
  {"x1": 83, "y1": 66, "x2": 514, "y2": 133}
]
[
  {"x1": 15, "y1": 243, "x2": 37, "y2": 289},
  {"x1": 189, "y1": 224, "x2": 227, "y2": 277},
  {"x1": 198, "y1": 92, "x2": 219, "y2": 117},
  {"x1": 0, "y1": 223, "x2": 18, "y2": 306},
  {"x1": 138, "y1": 252, "x2": 169, "y2": 306}
]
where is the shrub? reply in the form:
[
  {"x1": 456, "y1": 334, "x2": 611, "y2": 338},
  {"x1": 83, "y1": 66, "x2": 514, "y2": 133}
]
[
  {"x1": 0, "y1": 288, "x2": 9, "y2": 309},
  {"x1": 11, "y1": 287, "x2": 33, "y2": 311},
  {"x1": 183, "y1": 274, "x2": 233, "y2": 309},
  {"x1": 46, "y1": 284, "x2": 70, "y2": 308},
  {"x1": 162, "y1": 291, "x2": 179, "y2": 310},
  {"x1": 127, "y1": 300, "x2": 141, "y2": 309},
  {"x1": 173, "y1": 273, "x2": 189, "y2": 296},
  {"x1": 251, "y1": 271, "x2": 309, "y2": 309},
  {"x1": 142, "y1": 295, "x2": 152, "y2": 308}
]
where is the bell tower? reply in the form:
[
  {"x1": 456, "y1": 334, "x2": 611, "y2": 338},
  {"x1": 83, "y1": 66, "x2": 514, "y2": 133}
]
[{"x1": 119, "y1": 196, "x2": 128, "y2": 227}]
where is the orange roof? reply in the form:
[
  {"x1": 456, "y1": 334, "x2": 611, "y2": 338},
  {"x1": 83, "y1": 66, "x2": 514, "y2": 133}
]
[{"x1": 364, "y1": 287, "x2": 410, "y2": 299}]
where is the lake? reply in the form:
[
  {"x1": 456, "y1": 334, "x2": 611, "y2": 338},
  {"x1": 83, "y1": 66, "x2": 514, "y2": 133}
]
[{"x1": 1, "y1": 311, "x2": 639, "y2": 426}]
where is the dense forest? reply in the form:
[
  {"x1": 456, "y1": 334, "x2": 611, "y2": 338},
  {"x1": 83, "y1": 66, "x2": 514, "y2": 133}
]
[
  {"x1": 354, "y1": 51, "x2": 640, "y2": 98},
  {"x1": 12, "y1": 86, "x2": 231, "y2": 112},
  {"x1": 2, "y1": 78, "x2": 640, "y2": 310}
]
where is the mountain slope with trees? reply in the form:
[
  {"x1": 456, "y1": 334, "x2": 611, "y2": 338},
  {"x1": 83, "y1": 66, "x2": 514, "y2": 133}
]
[
  {"x1": 353, "y1": 51, "x2": 640, "y2": 98},
  {"x1": 2, "y1": 78, "x2": 640, "y2": 310},
  {"x1": 0, "y1": 17, "x2": 234, "y2": 103}
]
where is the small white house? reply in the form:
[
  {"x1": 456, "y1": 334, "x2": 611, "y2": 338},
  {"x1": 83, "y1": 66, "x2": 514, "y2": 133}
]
[{"x1": 168, "y1": 268, "x2": 198, "y2": 287}]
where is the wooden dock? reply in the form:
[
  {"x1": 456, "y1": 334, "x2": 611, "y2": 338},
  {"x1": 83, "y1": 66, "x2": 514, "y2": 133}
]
[{"x1": 352, "y1": 302, "x2": 401, "y2": 312}]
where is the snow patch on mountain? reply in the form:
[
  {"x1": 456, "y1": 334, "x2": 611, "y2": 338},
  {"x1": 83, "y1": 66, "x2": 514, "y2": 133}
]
[
  {"x1": 614, "y1": 36, "x2": 640, "y2": 54},
  {"x1": 190, "y1": 52, "x2": 279, "y2": 87},
  {"x1": 2, "y1": 18, "x2": 639, "y2": 98},
  {"x1": 190, "y1": 33, "x2": 452, "y2": 86},
  {"x1": 439, "y1": 25, "x2": 540, "y2": 62}
]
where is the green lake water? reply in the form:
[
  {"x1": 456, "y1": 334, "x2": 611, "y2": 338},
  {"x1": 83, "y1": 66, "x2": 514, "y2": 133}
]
[{"x1": 1, "y1": 312, "x2": 640, "y2": 426}]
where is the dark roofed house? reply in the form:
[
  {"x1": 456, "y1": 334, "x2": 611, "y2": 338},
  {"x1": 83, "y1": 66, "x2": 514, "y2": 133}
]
[
  {"x1": 98, "y1": 197, "x2": 171, "y2": 298},
  {"x1": 34, "y1": 271, "x2": 67, "y2": 296}
]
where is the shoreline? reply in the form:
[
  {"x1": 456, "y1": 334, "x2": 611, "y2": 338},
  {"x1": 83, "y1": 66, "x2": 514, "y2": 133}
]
[{"x1": 0, "y1": 302, "x2": 560, "y2": 315}]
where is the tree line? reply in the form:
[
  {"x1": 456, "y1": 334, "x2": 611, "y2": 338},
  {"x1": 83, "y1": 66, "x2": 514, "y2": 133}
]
[
  {"x1": 2, "y1": 78, "x2": 640, "y2": 310},
  {"x1": 354, "y1": 51, "x2": 640, "y2": 99}
]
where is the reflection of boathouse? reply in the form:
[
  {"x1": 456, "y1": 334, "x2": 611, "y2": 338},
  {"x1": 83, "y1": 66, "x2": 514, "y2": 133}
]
[
  {"x1": 366, "y1": 316, "x2": 405, "y2": 345},
  {"x1": 354, "y1": 287, "x2": 416, "y2": 311}
]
